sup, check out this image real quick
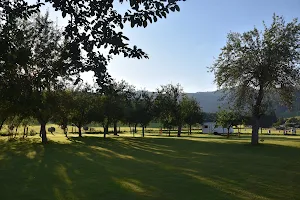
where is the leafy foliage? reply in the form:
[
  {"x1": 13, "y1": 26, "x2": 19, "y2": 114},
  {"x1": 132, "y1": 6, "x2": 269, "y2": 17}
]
[
  {"x1": 1, "y1": 0, "x2": 185, "y2": 87},
  {"x1": 155, "y1": 84, "x2": 185, "y2": 136},
  {"x1": 181, "y1": 96, "x2": 203, "y2": 134},
  {"x1": 211, "y1": 14, "x2": 300, "y2": 144},
  {"x1": 68, "y1": 84, "x2": 94, "y2": 137}
]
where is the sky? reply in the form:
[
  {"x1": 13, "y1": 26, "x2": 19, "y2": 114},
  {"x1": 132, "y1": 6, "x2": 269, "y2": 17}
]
[{"x1": 27, "y1": 0, "x2": 300, "y2": 92}]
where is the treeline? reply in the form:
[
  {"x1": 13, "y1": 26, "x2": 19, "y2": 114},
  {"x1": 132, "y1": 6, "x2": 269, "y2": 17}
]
[
  {"x1": 0, "y1": 12, "x2": 203, "y2": 143},
  {"x1": 0, "y1": 81, "x2": 203, "y2": 143},
  {"x1": 203, "y1": 111, "x2": 278, "y2": 128}
]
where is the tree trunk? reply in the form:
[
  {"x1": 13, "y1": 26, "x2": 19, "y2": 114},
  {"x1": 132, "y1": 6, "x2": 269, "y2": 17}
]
[
  {"x1": 168, "y1": 129, "x2": 171, "y2": 137},
  {"x1": 142, "y1": 126, "x2": 145, "y2": 137},
  {"x1": 40, "y1": 123, "x2": 47, "y2": 143},
  {"x1": 0, "y1": 119, "x2": 5, "y2": 131},
  {"x1": 189, "y1": 124, "x2": 192, "y2": 135},
  {"x1": 251, "y1": 83, "x2": 264, "y2": 145},
  {"x1": 134, "y1": 124, "x2": 137, "y2": 133},
  {"x1": 251, "y1": 117, "x2": 260, "y2": 145},
  {"x1": 177, "y1": 125, "x2": 182, "y2": 137},
  {"x1": 78, "y1": 125, "x2": 82, "y2": 137},
  {"x1": 104, "y1": 124, "x2": 108, "y2": 138},
  {"x1": 227, "y1": 128, "x2": 230, "y2": 138},
  {"x1": 114, "y1": 122, "x2": 118, "y2": 135},
  {"x1": 64, "y1": 128, "x2": 68, "y2": 138},
  {"x1": 23, "y1": 127, "x2": 26, "y2": 138}
]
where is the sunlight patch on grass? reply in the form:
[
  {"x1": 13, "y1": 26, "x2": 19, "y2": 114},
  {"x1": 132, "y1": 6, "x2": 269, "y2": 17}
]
[
  {"x1": 76, "y1": 152, "x2": 94, "y2": 162},
  {"x1": 90, "y1": 145, "x2": 135, "y2": 160},
  {"x1": 25, "y1": 150, "x2": 37, "y2": 159},
  {"x1": 184, "y1": 172, "x2": 272, "y2": 200},
  {"x1": 53, "y1": 187, "x2": 79, "y2": 200},
  {"x1": 113, "y1": 178, "x2": 157, "y2": 197},
  {"x1": 0, "y1": 154, "x2": 5, "y2": 160},
  {"x1": 53, "y1": 187, "x2": 65, "y2": 200},
  {"x1": 264, "y1": 140, "x2": 300, "y2": 148},
  {"x1": 55, "y1": 164, "x2": 72, "y2": 186},
  {"x1": 192, "y1": 152, "x2": 213, "y2": 156}
]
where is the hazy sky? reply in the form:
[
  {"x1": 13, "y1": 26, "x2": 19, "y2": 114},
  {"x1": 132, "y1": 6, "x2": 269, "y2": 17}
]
[{"x1": 27, "y1": 0, "x2": 300, "y2": 92}]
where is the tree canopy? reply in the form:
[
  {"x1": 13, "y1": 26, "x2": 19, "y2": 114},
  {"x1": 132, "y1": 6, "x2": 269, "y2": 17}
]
[
  {"x1": 0, "y1": 0, "x2": 185, "y2": 143},
  {"x1": 1, "y1": 0, "x2": 185, "y2": 88},
  {"x1": 211, "y1": 15, "x2": 300, "y2": 144}
]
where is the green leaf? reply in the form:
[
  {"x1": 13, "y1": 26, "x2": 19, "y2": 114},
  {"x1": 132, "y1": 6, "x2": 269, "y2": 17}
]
[
  {"x1": 170, "y1": 7, "x2": 175, "y2": 12},
  {"x1": 143, "y1": 20, "x2": 147, "y2": 28},
  {"x1": 131, "y1": 21, "x2": 135, "y2": 28},
  {"x1": 62, "y1": 11, "x2": 66, "y2": 18}
]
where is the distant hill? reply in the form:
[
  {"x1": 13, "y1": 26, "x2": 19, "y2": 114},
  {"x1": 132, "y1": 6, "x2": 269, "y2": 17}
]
[
  {"x1": 140, "y1": 90, "x2": 300, "y2": 118},
  {"x1": 186, "y1": 91, "x2": 224, "y2": 113},
  {"x1": 187, "y1": 91, "x2": 300, "y2": 118}
]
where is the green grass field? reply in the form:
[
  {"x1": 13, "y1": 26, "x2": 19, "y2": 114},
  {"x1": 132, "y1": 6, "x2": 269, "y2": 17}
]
[
  {"x1": 0, "y1": 123, "x2": 295, "y2": 137},
  {"x1": 1, "y1": 133, "x2": 300, "y2": 200}
]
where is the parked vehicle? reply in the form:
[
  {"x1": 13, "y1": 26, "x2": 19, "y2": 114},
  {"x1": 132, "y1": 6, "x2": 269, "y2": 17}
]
[{"x1": 202, "y1": 122, "x2": 234, "y2": 135}]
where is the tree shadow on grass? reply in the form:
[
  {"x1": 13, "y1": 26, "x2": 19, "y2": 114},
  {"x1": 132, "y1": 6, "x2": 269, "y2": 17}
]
[{"x1": 0, "y1": 136, "x2": 300, "y2": 200}]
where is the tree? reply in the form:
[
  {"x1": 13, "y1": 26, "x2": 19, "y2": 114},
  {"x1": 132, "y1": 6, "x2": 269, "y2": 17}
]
[
  {"x1": 69, "y1": 85, "x2": 94, "y2": 137},
  {"x1": 273, "y1": 117, "x2": 286, "y2": 127},
  {"x1": 53, "y1": 89, "x2": 74, "y2": 138},
  {"x1": 136, "y1": 91, "x2": 155, "y2": 137},
  {"x1": 0, "y1": 101, "x2": 14, "y2": 131},
  {"x1": 156, "y1": 84, "x2": 184, "y2": 137},
  {"x1": 216, "y1": 109, "x2": 237, "y2": 138},
  {"x1": 98, "y1": 95, "x2": 112, "y2": 138},
  {"x1": 99, "y1": 80, "x2": 135, "y2": 137},
  {"x1": 1, "y1": 0, "x2": 185, "y2": 142},
  {"x1": 286, "y1": 117, "x2": 300, "y2": 124},
  {"x1": 23, "y1": 13, "x2": 68, "y2": 143},
  {"x1": 259, "y1": 111, "x2": 278, "y2": 128},
  {"x1": 20, "y1": 117, "x2": 34, "y2": 138},
  {"x1": 6, "y1": 115, "x2": 23, "y2": 136},
  {"x1": 1, "y1": 0, "x2": 184, "y2": 88},
  {"x1": 110, "y1": 81, "x2": 135, "y2": 135},
  {"x1": 210, "y1": 15, "x2": 300, "y2": 145},
  {"x1": 124, "y1": 95, "x2": 140, "y2": 136},
  {"x1": 202, "y1": 112, "x2": 217, "y2": 122},
  {"x1": 182, "y1": 96, "x2": 203, "y2": 135}
]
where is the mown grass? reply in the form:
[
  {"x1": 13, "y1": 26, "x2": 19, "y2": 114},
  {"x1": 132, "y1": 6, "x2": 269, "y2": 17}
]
[
  {"x1": 0, "y1": 123, "x2": 293, "y2": 137},
  {"x1": 0, "y1": 134, "x2": 300, "y2": 200}
]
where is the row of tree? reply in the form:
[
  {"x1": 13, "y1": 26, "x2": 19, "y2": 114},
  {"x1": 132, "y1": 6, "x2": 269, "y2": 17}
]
[
  {"x1": 0, "y1": 1, "x2": 185, "y2": 143},
  {"x1": 0, "y1": 80, "x2": 203, "y2": 142}
]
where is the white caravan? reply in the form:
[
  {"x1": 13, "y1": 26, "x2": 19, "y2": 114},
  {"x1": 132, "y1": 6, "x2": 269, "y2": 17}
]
[{"x1": 202, "y1": 122, "x2": 234, "y2": 135}]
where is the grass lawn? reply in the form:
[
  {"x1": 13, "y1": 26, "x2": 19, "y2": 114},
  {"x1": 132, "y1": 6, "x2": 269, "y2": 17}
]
[{"x1": 0, "y1": 134, "x2": 300, "y2": 200}]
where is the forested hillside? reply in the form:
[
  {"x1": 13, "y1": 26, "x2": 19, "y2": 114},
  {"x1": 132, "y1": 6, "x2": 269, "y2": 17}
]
[{"x1": 187, "y1": 91, "x2": 300, "y2": 118}]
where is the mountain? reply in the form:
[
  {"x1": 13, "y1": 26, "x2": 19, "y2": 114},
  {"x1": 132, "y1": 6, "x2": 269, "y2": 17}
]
[
  {"x1": 187, "y1": 90, "x2": 300, "y2": 118},
  {"x1": 186, "y1": 91, "x2": 224, "y2": 113},
  {"x1": 141, "y1": 90, "x2": 300, "y2": 118}
]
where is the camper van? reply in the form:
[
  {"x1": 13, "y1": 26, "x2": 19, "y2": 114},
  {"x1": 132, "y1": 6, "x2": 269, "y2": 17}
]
[{"x1": 202, "y1": 122, "x2": 234, "y2": 135}]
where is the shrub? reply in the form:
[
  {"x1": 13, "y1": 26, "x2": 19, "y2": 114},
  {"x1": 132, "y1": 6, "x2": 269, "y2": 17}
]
[
  {"x1": 48, "y1": 127, "x2": 55, "y2": 133},
  {"x1": 29, "y1": 130, "x2": 37, "y2": 136}
]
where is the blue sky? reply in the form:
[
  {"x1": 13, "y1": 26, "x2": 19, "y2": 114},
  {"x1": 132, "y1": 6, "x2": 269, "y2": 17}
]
[{"x1": 28, "y1": 0, "x2": 300, "y2": 92}]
